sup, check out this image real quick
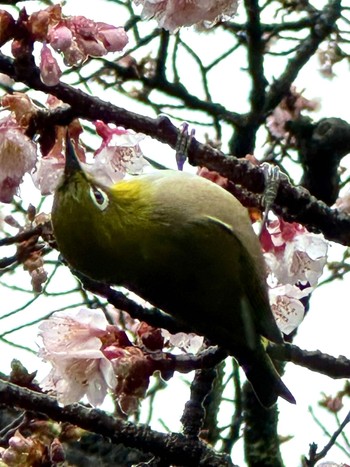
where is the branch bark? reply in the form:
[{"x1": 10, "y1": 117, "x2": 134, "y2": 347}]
[
  {"x1": 0, "y1": 379, "x2": 237, "y2": 467},
  {"x1": 269, "y1": 343, "x2": 350, "y2": 379}
]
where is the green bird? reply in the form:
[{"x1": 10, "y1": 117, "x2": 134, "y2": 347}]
[{"x1": 51, "y1": 136, "x2": 295, "y2": 408}]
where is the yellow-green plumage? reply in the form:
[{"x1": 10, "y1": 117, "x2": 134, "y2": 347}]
[{"x1": 52, "y1": 138, "x2": 295, "y2": 408}]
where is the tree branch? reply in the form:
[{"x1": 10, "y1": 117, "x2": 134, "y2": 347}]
[
  {"x1": 304, "y1": 410, "x2": 350, "y2": 466},
  {"x1": 268, "y1": 343, "x2": 350, "y2": 378},
  {"x1": 265, "y1": 0, "x2": 341, "y2": 113},
  {"x1": 181, "y1": 367, "x2": 217, "y2": 438},
  {"x1": 243, "y1": 382, "x2": 284, "y2": 467},
  {"x1": 1, "y1": 52, "x2": 350, "y2": 247},
  {"x1": 0, "y1": 379, "x2": 237, "y2": 467},
  {"x1": 231, "y1": 0, "x2": 267, "y2": 155},
  {"x1": 77, "y1": 274, "x2": 350, "y2": 383}
]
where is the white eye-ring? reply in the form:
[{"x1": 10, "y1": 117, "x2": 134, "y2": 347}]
[{"x1": 89, "y1": 186, "x2": 109, "y2": 211}]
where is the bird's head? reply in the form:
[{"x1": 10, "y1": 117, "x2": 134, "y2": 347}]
[{"x1": 56, "y1": 134, "x2": 110, "y2": 213}]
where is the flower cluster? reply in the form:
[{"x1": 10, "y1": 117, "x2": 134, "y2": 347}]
[
  {"x1": 0, "y1": 93, "x2": 69, "y2": 200},
  {"x1": 33, "y1": 118, "x2": 146, "y2": 194},
  {"x1": 161, "y1": 329, "x2": 204, "y2": 354},
  {"x1": 0, "y1": 430, "x2": 48, "y2": 466},
  {"x1": 0, "y1": 92, "x2": 147, "y2": 201},
  {"x1": 39, "y1": 308, "x2": 154, "y2": 413},
  {"x1": 0, "y1": 104, "x2": 37, "y2": 203},
  {"x1": 38, "y1": 306, "x2": 209, "y2": 411},
  {"x1": 92, "y1": 121, "x2": 147, "y2": 185},
  {"x1": 133, "y1": 0, "x2": 239, "y2": 32},
  {"x1": 0, "y1": 421, "x2": 81, "y2": 466},
  {"x1": 25, "y1": 4, "x2": 128, "y2": 85},
  {"x1": 39, "y1": 308, "x2": 117, "y2": 407},
  {"x1": 1, "y1": 206, "x2": 51, "y2": 292},
  {"x1": 261, "y1": 218, "x2": 328, "y2": 334}
]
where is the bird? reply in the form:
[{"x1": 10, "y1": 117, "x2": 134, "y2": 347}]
[{"x1": 51, "y1": 135, "x2": 295, "y2": 408}]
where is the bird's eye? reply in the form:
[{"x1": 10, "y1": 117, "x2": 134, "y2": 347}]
[{"x1": 89, "y1": 186, "x2": 109, "y2": 211}]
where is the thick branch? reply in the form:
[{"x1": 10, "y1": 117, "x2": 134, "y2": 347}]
[
  {"x1": 243, "y1": 383, "x2": 284, "y2": 467},
  {"x1": 244, "y1": 0, "x2": 266, "y2": 117},
  {"x1": 181, "y1": 367, "x2": 217, "y2": 438},
  {"x1": 287, "y1": 117, "x2": 350, "y2": 205},
  {"x1": 231, "y1": 0, "x2": 267, "y2": 156},
  {"x1": 190, "y1": 146, "x2": 350, "y2": 247},
  {"x1": 80, "y1": 277, "x2": 349, "y2": 381},
  {"x1": 0, "y1": 380, "x2": 236, "y2": 467},
  {"x1": 268, "y1": 343, "x2": 350, "y2": 378}
]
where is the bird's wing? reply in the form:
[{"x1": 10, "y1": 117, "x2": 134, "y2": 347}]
[{"x1": 205, "y1": 216, "x2": 284, "y2": 345}]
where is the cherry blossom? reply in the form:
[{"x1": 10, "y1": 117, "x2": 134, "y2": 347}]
[
  {"x1": 0, "y1": 118, "x2": 37, "y2": 203},
  {"x1": 39, "y1": 43, "x2": 62, "y2": 86},
  {"x1": 0, "y1": 430, "x2": 43, "y2": 466},
  {"x1": 262, "y1": 219, "x2": 328, "y2": 287},
  {"x1": 39, "y1": 306, "x2": 209, "y2": 413},
  {"x1": 38, "y1": 308, "x2": 116, "y2": 406},
  {"x1": 32, "y1": 112, "x2": 85, "y2": 194},
  {"x1": 33, "y1": 121, "x2": 146, "y2": 194},
  {"x1": 269, "y1": 284, "x2": 311, "y2": 335},
  {"x1": 47, "y1": 24, "x2": 73, "y2": 52},
  {"x1": 133, "y1": 0, "x2": 239, "y2": 32},
  {"x1": 197, "y1": 166, "x2": 228, "y2": 189},
  {"x1": 318, "y1": 41, "x2": 344, "y2": 78},
  {"x1": 92, "y1": 121, "x2": 146, "y2": 185},
  {"x1": 2, "y1": 92, "x2": 38, "y2": 127},
  {"x1": 161, "y1": 330, "x2": 204, "y2": 354},
  {"x1": 32, "y1": 154, "x2": 65, "y2": 195},
  {"x1": 38, "y1": 308, "x2": 156, "y2": 412},
  {"x1": 32, "y1": 123, "x2": 68, "y2": 195},
  {"x1": 67, "y1": 18, "x2": 128, "y2": 57},
  {"x1": 26, "y1": 5, "x2": 128, "y2": 72},
  {"x1": 320, "y1": 394, "x2": 344, "y2": 413},
  {"x1": 261, "y1": 218, "x2": 327, "y2": 333},
  {"x1": 109, "y1": 346, "x2": 152, "y2": 414}
]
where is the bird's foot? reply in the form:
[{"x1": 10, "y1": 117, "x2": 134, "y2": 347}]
[
  {"x1": 260, "y1": 163, "x2": 289, "y2": 234},
  {"x1": 175, "y1": 122, "x2": 195, "y2": 171}
]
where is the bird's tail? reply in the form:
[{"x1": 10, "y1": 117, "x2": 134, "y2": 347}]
[{"x1": 237, "y1": 348, "x2": 296, "y2": 408}]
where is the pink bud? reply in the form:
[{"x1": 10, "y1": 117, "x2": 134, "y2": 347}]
[
  {"x1": 48, "y1": 24, "x2": 73, "y2": 52},
  {"x1": 40, "y1": 44, "x2": 62, "y2": 86},
  {"x1": 0, "y1": 10, "x2": 15, "y2": 46},
  {"x1": 63, "y1": 43, "x2": 86, "y2": 66},
  {"x1": 77, "y1": 36, "x2": 107, "y2": 57},
  {"x1": 0, "y1": 124, "x2": 37, "y2": 203},
  {"x1": 96, "y1": 23, "x2": 128, "y2": 52}
]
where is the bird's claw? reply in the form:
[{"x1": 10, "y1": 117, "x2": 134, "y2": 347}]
[
  {"x1": 260, "y1": 163, "x2": 289, "y2": 235},
  {"x1": 175, "y1": 122, "x2": 195, "y2": 171}
]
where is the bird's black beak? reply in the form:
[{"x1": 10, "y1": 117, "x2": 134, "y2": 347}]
[{"x1": 65, "y1": 133, "x2": 83, "y2": 177}]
